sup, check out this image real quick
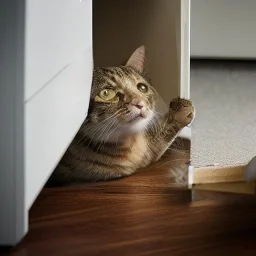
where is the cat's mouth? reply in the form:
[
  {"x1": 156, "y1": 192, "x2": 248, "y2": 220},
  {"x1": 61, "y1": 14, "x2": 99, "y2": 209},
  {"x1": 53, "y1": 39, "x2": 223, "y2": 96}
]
[
  {"x1": 119, "y1": 109, "x2": 153, "y2": 132},
  {"x1": 123, "y1": 106, "x2": 152, "y2": 125},
  {"x1": 126, "y1": 114, "x2": 145, "y2": 123}
]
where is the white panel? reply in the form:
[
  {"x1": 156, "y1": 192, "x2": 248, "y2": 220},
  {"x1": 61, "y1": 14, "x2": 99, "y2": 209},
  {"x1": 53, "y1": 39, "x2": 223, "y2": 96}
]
[
  {"x1": 177, "y1": 0, "x2": 191, "y2": 140},
  {"x1": 191, "y1": 0, "x2": 256, "y2": 58},
  {"x1": 180, "y1": 0, "x2": 190, "y2": 99},
  {"x1": 0, "y1": 0, "x2": 27, "y2": 246},
  {"x1": 25, "y1": 0, "x2": 92, "y2": 101},
  {"x1": 25, "y1": 49, "x2": 93, "y2": 209}
]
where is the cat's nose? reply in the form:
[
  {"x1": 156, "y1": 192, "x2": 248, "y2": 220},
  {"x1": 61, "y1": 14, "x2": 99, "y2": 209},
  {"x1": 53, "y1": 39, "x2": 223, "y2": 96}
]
[{"x1": 132, "y1": 103, "x2": 143, "y2": 109}]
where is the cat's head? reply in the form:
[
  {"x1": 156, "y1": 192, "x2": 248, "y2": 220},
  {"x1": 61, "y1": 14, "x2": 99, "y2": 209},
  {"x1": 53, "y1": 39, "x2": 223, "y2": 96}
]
[{"x1": 88, "y1": 46, "x2": 157, "y2": 135}]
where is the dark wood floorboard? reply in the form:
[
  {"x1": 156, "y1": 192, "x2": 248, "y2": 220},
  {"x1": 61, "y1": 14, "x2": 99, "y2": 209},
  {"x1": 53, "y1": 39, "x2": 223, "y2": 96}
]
[{"x1": 2, "y1": 141, "x2": 256, "y2": 256}]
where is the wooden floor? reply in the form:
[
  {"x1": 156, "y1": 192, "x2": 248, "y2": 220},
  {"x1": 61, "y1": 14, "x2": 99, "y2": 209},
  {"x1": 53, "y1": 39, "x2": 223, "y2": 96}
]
[{"x1": 2, "y1": 140, "x2": 256, "y2": 256}]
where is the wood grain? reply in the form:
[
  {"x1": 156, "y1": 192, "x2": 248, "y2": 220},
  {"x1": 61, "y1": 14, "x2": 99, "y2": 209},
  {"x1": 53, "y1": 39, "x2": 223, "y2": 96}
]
[{"x1": 1, "y1": 139, "x2": 256, "y2": 256}]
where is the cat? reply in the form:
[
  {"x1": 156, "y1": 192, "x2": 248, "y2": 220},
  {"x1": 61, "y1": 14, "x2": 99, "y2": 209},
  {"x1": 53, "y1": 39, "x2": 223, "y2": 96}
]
[{"x1": 48, "y1": 46, "x2": 195, "y2": 185}]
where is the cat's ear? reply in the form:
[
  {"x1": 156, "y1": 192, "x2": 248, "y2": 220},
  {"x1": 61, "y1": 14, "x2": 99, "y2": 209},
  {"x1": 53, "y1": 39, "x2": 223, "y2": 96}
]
[{"x1": 125, "y1": 45, "x2": 145, "y2": 73}]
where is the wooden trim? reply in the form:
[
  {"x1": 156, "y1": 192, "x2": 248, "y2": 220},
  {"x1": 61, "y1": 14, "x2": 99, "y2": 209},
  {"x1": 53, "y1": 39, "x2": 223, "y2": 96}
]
[
  {"x1": 188, "y1": 163, "x2": 256, "y2": 196},
  {"x1": 192, "y1": 164, "x2": 246, "y2": 184},
  {"x1": 193, "y1": 182, "x2": 256, "y2": 195}
]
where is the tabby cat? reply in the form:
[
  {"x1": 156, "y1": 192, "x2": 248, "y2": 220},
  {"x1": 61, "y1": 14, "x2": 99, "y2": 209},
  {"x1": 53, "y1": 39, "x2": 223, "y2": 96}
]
[{"x1": 48, "y1": 46, "x2": 195, "y2": 185}]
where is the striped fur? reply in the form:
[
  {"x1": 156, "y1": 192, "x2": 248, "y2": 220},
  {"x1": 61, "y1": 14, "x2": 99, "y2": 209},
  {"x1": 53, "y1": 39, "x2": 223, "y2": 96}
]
[{"x1": 48, "y1": 46, "x2": 195, "y2": 185}]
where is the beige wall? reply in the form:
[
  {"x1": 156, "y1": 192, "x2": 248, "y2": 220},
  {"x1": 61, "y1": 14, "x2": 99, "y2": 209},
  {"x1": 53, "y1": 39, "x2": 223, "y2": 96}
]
[
  {"x1": 191, "y1": 0, "x2": 256, "y2": 59},
  {"x1": 93, "y1": 0, "x2": 181, "y2": 104}
]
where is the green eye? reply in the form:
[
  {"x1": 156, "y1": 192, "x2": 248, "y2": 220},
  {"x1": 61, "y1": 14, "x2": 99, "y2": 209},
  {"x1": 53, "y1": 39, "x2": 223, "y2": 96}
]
[
  {"x1": 137, "y1": 83, "x2": 148, "y2": 93},
  {"x1": 99, "y1": 88, "x2": 116, "y2": 100}
]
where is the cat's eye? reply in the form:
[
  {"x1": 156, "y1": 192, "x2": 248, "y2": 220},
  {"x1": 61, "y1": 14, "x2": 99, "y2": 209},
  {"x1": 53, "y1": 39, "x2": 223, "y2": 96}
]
[
  {"x1": 99, "y1": 88, "x2": 116, "y2": 100},
  {"x1": 137, "y1": 83, "x2": 148, "y2": 93}
]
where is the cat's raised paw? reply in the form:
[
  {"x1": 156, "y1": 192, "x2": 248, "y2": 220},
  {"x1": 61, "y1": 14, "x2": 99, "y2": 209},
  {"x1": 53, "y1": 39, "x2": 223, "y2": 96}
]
[{"x1": 169, "y1": 97, "x2": 195, "y2": 127}]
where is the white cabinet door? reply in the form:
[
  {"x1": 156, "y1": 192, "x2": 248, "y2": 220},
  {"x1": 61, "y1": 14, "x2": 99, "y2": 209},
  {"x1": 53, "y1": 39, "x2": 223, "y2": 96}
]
[
  {"x1": 25, "y1": 50, "x2": 93, "y2": 210},
  {"x1": 25, "y1": 0, "x2": 92, "y2": 101},
  {"x1": 0, "y1": 0, "x2": 93, "y2": 246},
  {"x1": 25, "y1": 0, "x2": 93, "y2": 210}
]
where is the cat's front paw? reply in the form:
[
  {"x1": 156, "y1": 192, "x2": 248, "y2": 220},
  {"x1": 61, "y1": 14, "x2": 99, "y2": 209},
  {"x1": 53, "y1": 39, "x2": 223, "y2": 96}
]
[{"x1": 169, "y1": 97, "x2": 195, "y2": 127}]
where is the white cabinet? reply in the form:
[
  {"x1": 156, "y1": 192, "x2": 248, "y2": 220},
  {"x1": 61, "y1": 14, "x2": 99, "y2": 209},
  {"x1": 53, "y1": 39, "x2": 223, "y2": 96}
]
[
  {"x1": 0, "y1": 0, "x2": 92, "y2": 245},
  {"x1": 25, "y1": 49, "x2": 93, "y2": 209}
]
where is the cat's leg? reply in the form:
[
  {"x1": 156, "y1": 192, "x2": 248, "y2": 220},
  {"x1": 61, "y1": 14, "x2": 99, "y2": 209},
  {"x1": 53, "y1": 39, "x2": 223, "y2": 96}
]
[{"x1": 148, "y1": 97, "x2": 195, "y2": 161}]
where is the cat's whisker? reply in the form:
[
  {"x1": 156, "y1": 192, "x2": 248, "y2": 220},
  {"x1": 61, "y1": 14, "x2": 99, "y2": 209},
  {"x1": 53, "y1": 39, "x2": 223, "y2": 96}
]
[
  {"x1": 95, "y1": 111, "x2": 125, "y2": 151},
  {"x1": 73, "y1": 123, "x2": 106, "y2": 148},
  {"x1": 146, "y1": 116, "x2": 163, "y2": 138},
  {"x1": 148, "y1": 86, "x2": 168, "y2": 113},
  {"x1": 72, "y1": 109, "x2": 126, "y2": 148},
  {"x1": 150, "y1": 122, "x2": 162, "y2": 137},
  {"x1": 89, "y1": 108, "x2": 126, "y2": 128},
  {"x1": 96, "y1": 119, "x2": 117, "y2": 141},
  {"x1": 98, "y1": 120, "x2": 119, "y2": 148},
  {"x1": 156, "y1": 159, "x2": 189, "y2": 169},
  {"x1": 104, "y1": 121, "x2": 120, "y2": 143},
  {"x1": 152, "y1": 110, "x2": 165, "y2": 118},
  {"x1": 87, "y1": 109, "x2": 126, "y2": 136},
  {"x1": 81, "y1": 108, "x2": 127, "y2": 133}
]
